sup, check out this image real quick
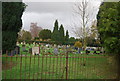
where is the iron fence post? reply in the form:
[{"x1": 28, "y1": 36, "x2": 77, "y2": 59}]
[{"x1": 66, "y1": 51, "x2": 68, "y2": 80}]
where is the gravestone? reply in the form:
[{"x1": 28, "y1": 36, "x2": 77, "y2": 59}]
[
  {"x1": 16, "y1": 42, "x2": 19, "y2": 46},
  {"x1": 33, "y1": 42, "x2": 35, "y2": 45},
  {"x1": 8, "y1": 46, "x2": 20, "y2": 56},
  {"x1": 53, "y1": 46, "x2": 59, "y2": 55},
  {"x1": 21, "y1": 42, "x2": 23, "y2": 45},
  {"x1": 32, "y1": 46, "x2": 40, "y2": 55},
  {"x1": 14, "y1": 46, "x2": 20, "y2": 54},
  {"x1": 23, "y1": 42, "x2": 26, "y2": 45},
  {"x1": 22, "y1": 45, "x2": 27, "y2": 52},
  {"x1": 58, "y1": 45, "x2": 61, "y2": 49},
  {"x1": 8, "y1": 50, "x2": 14, "y2": 56}
]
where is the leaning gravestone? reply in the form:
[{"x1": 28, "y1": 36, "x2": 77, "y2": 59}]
[{"x1": 32, "y1": 46, "x2": 40, "y2": 55}]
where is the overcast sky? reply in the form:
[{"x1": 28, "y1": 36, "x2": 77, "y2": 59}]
[{"x1": 22, "y1": 1, "x2": 101, "y2": 38}]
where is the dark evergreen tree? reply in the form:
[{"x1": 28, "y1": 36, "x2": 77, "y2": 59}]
[
  {"x1": 2, "y1": 2, "x2": 26, "y2": 53},
  {"x1": 65, "y1": 30, "x2": 69, "y2": 42},
  {"x1": 97, "y1": 2, "x2": 120, "y2": 79},
  {"x1": 51, "y1": 20, "x2": 60, "y2": 43},
  {"x1": 97, "y1": 2, "x2": 120, "y2": 55},
  {"x1": 69, "y1": 37, "x2": 76, "y2": 42},
  {"x1": 59, "y1": 24, "x2": 65, "y2": 44},
  {"x1": 39, "y1": 29, "x2": 51, "y2": 40}
]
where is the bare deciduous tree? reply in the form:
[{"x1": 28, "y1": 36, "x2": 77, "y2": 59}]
[
  {"x1": 72, "y1": 0, "x2": 99, "y2": 50},
  {"x1": 90, "y1": 20, "x2": 99, "y2": 39}
]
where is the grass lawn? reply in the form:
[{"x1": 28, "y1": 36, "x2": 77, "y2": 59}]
[
  {"x1": 2, "y1": 44, "x2": 118, "y2": 79},
  {"x1": 2, "y1": 54, "x2": 118, "y2": 79}
]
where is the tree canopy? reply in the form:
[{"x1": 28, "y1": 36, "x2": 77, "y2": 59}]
[
  {"x1": 59, "y1": 24, "x2": 65, "y2": 44},
  {"x1": 65, "y1": 30, "x2": 69, "y2": 42},
  {"x1": 39, "y1": 29, "x2": 51, "y2": 40},
  {"x1": 18, "y1": 30, "x2": 32, "y2": 41},
  {"x1": 97, "y1": 2, "x2": 120, "y2": 55},
  {"x1": 51, "y1": 20, "x2": 70, "y2": 44},
  {"x1": 2, "y1": 2, "x2": 26, "y2": 52},
  {"x1": 51, "y1": 20, "x2": 60, "y2": 43},
  {"x1": 74, "y1": 41, "x2": 82, "y2": 48}
]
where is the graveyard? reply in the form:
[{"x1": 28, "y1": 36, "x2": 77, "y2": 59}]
[
  {"x1": 2, "y1": 1, "x2": 120, "y2": 80},
  {"x1": 2, "y1": 43, "x2": 118, "y2": 79},
  {"x1": 3, "y1": 42, "x2": 104, "y2": 57}
]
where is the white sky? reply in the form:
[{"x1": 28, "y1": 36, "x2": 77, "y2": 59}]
[{"x1": 22, "y1": 0, "x2": 101, "y2": 38}]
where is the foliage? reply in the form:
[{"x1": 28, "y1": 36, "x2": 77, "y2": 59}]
[
  {"x1": 86, "y1": 37, "x2": 95, "y2": 46},
  {"x1": 18, "y1": 30, "x2": 32, "y2": 41},
  {"x1": 51, "y1": 20, "x2": 60, "y2": 43},
  {"x1": 97, "y1": 2, "x2": 120, "y2": 55},
  {"x1": 59, "y1": 24, "x2": 65, "y2": 44},
  {"x1": 2, "y1": 2, "x2": 26, "y2": 52},
  {"x1": 74, "y1": 41, "x2": 82, "y2": 48},
  {"x1": 69, "y1": 37, "x2": 76, "y2": 42},
  {"x1": 39, "y1": 29, "x2": 51, "y2": 40},
  {"x1": 65, "y1": 30, "x2": 69, "y2": 42},
  {"x1": 34, "y1": 37, "x2": 39, "y2": 40},
  {"x1": 22, "y1": 31, "x2": 32, "y2": 41},
  {"x1": 3, "y1": 31, "x2": 18, "y2": 51},
  {"x1": 51, "y1": 20, "x2": 70, "y2": 44}
]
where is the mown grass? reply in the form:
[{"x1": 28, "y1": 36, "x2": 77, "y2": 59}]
[
  {"x1": 2, "y1": 54, "x2": 118, "y2": 79},
  {"x1": 2, "y1": 44, "x2": 118, "y2": 79}
]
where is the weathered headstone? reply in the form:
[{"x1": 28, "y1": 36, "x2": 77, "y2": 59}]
[
  {"x1": 53, "y1": 46, "x2": 59, "y2": 55},
  {"x1": 22, "y1": 45, "x2": 27, "y2": 52},
  {"x1": 32, "y1": 46, "x2": 40, "y2": 55}
]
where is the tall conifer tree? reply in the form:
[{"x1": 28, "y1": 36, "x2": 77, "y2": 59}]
[
  {"x1": 2, "y1": 2, "x2": 26, "y2": 53},
  {"x1": 51, "y1": 20, "x2": 60, "y2": 43},
  {"x1": 59, "y1": 24, "x2": 65, "y2": 44},
  {"x1": 65, "y1": 30, "x2": 69, "y2": 42}
]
